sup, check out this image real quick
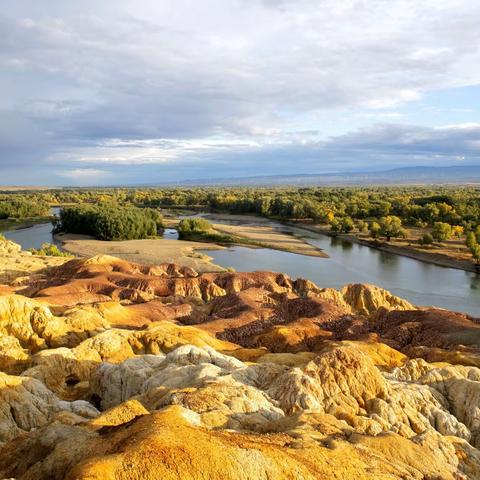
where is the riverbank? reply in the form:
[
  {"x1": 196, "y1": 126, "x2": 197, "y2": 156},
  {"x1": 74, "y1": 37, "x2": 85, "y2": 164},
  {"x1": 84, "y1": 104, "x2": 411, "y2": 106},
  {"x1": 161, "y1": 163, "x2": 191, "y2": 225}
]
[
  {"x1": 289, "y1": 222, "x2": 479, "y2": 273},
  {"x1": 56, "y1": 233, "x2": 226, "y2": 273},
  {"x1": 172, "y1": 211, "x2": 478, "y2": 273},
  {"x1": 0, "y1": 215, "x2": 53, "y2": 232},
  {"x1": 165, "y1": 214, "x2": 327, "y2": 258}
]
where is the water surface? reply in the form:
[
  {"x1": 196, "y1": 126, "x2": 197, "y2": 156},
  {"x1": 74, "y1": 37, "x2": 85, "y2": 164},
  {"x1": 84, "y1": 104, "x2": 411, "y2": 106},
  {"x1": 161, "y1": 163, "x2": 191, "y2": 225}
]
[
  {"x1": 203, "y1": 221, "x2": 480, "y2": 316},
  {"x1": 3, "y1": 210, "x2": 479, "y2": 316},
  {"x1": 1, "y1": 207, "x2": 61, "y2": 250}
]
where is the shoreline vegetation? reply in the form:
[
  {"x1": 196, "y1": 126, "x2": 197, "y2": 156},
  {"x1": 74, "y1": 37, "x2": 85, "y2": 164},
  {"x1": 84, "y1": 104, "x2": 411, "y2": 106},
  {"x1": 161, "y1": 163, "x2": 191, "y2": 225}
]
[
  {"x1": 0, "y1": 215, "x2": 54, "y2": 232},
  {"x1": 55, "y1": 212, "x2": 477, "y2": 274},
  {"x1": 167, "y1": 215, "x2": 327, "y2": 258},
  {"x1": 0, "y1": 186, "x2": 479, "y2": 273},
  {"x1": 289, "y1": 222, "x2": 479, "y2": 273}
]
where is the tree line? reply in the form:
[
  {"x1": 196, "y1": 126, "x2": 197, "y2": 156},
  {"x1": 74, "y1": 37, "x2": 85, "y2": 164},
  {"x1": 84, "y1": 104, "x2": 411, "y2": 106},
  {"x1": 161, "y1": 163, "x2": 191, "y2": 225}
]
[
  {"x1": 3, "y1": 186, "x2": 480, "y2": 228},
  {"x1": 0, "y1": 199, "x2": 50, "y2": 219},
  {"x1": 2, "y1": 186, "x2": 480, "y2": 262},
  {"x1": 54, "y1": 205, "x2": 163, "y2": 241}
]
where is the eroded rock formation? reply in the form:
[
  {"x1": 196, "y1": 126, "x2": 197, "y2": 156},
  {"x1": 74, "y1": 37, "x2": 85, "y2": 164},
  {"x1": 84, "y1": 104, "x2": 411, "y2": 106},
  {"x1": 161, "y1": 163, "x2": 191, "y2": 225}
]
[{"x1": 1, "y1": 246, "x2": 480, "y2": 478}]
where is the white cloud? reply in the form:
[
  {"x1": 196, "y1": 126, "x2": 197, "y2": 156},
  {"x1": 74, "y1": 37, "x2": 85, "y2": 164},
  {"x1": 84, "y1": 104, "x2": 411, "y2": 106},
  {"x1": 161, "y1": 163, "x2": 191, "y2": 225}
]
[
  {"x1": 1, "y1": 0, "x2": 480, "y2": 182},
  {"x1": 46, "y1": 122, "x2": 480, "y2": 179},
  {"x1": 59, "y1": 168, "x2": 109, "y2": 180}
]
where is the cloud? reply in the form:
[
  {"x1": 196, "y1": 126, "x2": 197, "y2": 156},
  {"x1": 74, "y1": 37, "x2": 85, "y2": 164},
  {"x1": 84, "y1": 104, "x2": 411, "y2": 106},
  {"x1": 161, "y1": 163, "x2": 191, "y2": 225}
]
[
  {"x1": 40, "y1": 123, "x2": 480, "y2": 185},
  {"x1": 1, "y1": 0, "x2": 480, "y2": 183},
  {"x1": 58, "y1": 168, "x2": 109, "y2": 183}
]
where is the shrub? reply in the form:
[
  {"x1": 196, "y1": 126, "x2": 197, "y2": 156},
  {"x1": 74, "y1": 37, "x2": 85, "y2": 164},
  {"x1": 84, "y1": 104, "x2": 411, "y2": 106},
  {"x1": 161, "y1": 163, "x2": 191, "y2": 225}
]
[
  {"x1": 29, "y1": 243, "x2": 72, "y2": 257},
  {"x1": 178, "y1": 218, "x2": 212, "y2": 235},
  {"x1": 419, "y1": 233, "x2": 434, "y2": 245}
]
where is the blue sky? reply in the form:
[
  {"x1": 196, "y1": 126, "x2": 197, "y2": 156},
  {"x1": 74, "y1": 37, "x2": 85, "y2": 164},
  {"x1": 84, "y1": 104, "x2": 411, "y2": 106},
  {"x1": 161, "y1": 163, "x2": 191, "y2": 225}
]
[{"x1": 0, "y1": 0, "x2": 480, "y2": 185}]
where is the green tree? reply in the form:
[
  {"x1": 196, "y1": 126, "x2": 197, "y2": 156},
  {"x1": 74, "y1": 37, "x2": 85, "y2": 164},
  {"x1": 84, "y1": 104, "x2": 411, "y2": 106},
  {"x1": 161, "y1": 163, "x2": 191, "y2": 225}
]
[
  {"x1": 466, "y1": 231, "x2": 477, "y2": 250},
  {"x1": 339, "y1": 216, "x2": 355, "y2": 233},
  {"x1": 379, "y1": 216, "x2": 406, "y2": 241},
  {"x1": 356, "y1": 220, "x2": 369, "y2": 234},
  {"x1": 56, "y1": 205, "x2": 161, "y2": 241},
  {"x1": 431, "y1": 222, "x2": 452, "y2": 242},
  {"x1": 329, "y1": 216, "x2": 354, "y2": 234},
  {"x1": 472, "y1": 244, "x2": 480, "y2": 265},
  {"x1": 329, "y1": 218, "x2": 341, "y2": 235},
  {"x1": 369, "y1": 221, "x2": 381, "y2": 239}
]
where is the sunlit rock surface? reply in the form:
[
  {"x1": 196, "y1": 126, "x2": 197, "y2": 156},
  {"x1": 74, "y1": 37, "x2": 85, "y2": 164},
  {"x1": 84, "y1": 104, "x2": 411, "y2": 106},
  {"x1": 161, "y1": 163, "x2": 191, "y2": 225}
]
[{"x1": 0, "y1": 247, "x2": 479, "y2": 479}]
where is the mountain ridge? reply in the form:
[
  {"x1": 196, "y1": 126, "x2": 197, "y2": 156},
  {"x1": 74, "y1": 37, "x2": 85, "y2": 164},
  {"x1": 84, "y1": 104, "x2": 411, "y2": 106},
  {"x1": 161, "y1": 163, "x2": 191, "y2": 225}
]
[{"x1": 164, "y1": 165, "x2": 480, "y2": 186}]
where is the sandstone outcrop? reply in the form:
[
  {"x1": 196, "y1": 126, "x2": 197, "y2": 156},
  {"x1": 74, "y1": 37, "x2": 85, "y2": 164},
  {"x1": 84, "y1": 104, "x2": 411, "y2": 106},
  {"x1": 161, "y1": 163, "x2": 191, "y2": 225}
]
[
  {"x1": 0, "y1": 253, "x2": 479, "y2": 478},
  {"x1": 0, "y1": 238, "x2": 70, "y2": 284},
  {"x1": 0, "y1": 237, "x2": 21, "y2": 256}
]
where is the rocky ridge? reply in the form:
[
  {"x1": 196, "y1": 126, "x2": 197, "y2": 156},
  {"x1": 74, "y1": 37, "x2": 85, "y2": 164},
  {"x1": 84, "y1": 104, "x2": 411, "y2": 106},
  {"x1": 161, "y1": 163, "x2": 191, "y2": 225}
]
[{"x1": 0, "y1": 239, "x2": 480, "y2": 478}]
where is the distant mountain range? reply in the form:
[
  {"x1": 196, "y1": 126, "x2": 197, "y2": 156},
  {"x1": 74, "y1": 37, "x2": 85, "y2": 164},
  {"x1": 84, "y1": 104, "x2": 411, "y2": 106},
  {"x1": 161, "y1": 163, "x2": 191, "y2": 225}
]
[
  {"x1": 2, "y1": 165, "x2": 480, "y2": 190},
  {"x1": 164, "y1": 165, "x2": 480, "y2": 186}
]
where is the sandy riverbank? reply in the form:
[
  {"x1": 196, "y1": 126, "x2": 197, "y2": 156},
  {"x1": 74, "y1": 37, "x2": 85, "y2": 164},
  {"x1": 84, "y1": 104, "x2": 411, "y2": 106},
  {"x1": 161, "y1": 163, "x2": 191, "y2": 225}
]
[
  {"x1": 167, "y1": 213, "x2": 327, "y2": 258},
  {"x1": 56, "y1": 234, "x2": 226, "y2": 273}
]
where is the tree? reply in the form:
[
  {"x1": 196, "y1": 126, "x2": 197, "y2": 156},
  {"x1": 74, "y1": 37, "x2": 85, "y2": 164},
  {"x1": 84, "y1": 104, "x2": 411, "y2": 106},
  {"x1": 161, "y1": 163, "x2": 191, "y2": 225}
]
[
  {"x1": 329, "y1": 217, "x2": 354, "y2": 234},
  {"x1": 356, "y1": 220, "x2": 369, "y2": 234},
  {"x1": 466, "y1": 232, "x2": 480, "y2": 265},
  {"x1": 369, "y1": 221, "x2": 381, "y2": 239},
  {"x1": 340, "y1": 216, "x2": 354, "y2": 233},
  {"x1": 452, "y1": 225, "x2": 464, "y2": 238},
  {"x1": 178, "y1": 218, "x2": 212, "y2": 236},
  {"x1": 378, "y1": 216, "x2": 405, "y2": 241},
  {"x1": 466, "y1": 231, "x2": 477, "y2": 250},
  {"x1": 55, "y1": 205, "x2": 161, "y2": 241},
  {"x1": 329, "y1": 218, "x2": 341, "y2": 235},
  {"x1": 431, "y1": 222, "x2": 452, "y2": 242},
  {"x1": 472, "y1": 244, "x2": 480, "y2": 265}
]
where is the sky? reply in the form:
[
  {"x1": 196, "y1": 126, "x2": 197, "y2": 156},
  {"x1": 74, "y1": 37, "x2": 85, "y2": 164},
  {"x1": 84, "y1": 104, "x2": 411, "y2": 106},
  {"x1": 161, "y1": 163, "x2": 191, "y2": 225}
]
[{"x1": 1, "y1": 0, "x2": 480, "y2": 185}]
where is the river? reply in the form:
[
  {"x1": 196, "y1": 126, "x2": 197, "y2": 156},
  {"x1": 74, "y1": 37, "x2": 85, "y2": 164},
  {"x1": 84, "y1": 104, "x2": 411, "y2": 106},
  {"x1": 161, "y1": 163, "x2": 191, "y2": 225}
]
[
  {"x1": 1, "y1": 207, "x2": 61, "y2": 250},
  {"x1": 200, "y1": 219, "x2": 480, "y2": 316},
  {"x1": 2, "y1": 212, "x2": 479, "y2": 316}
]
